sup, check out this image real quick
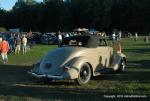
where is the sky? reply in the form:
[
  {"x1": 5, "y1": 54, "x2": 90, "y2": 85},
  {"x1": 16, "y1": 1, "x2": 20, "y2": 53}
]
[{"x1": 0, "y1": 0, "x2": 43, "y2": 11}]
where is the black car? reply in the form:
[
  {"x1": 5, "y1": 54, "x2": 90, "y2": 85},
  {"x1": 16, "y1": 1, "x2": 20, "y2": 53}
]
[{"x1": 41, "y1": 33, "x2": 58, "y2": 45}]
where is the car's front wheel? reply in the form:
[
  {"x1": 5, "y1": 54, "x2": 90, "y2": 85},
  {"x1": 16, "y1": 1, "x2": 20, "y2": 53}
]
[{"x1": 76, "y1": 63, "x2": 91, "y2": 85}]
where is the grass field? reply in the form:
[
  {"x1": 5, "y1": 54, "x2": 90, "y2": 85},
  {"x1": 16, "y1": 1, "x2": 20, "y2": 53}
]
[{"x1": 0, "y1": 38, "x2": 149, "y2": 101}]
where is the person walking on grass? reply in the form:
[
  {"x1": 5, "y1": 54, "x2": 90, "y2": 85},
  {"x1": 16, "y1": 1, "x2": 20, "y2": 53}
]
[
  {"x1": 58, "y1": 31, "x2": 63, "y2": 47},
  {"x1": 118, "y1": 31, "x2": 122, "y2": 41},
  {"x1": 14, "y1": 34, "x2": 21, "y2": 54},
  {"x1": 22, "y1": 34, "x2": 27, "y2": 54},
  {"x1": 135, "y1": 32, "x2": 138, "y2": 42},
  {"x1": 112, "y1": 32, "x2": 116, "y2": 45},
  {"x1": 0, "y1": 37, "x2": 10, "y2": 64}
]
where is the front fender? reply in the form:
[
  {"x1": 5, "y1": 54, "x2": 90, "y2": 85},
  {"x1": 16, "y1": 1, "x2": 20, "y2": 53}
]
[
  {"x1": 110, "y1": 53, "x2": 126, "y2": 70},
  {"x1": 117, "y1": 53, "x2": 126, "y2": 64}
]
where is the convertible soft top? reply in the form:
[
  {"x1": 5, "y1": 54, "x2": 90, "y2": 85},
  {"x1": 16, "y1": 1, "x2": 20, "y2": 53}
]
[{"x1": 61, "y1": 35, "x2": 99, "y2": 48}]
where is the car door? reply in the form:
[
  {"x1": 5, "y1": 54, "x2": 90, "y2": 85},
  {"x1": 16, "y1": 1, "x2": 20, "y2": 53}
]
[
  {"x1": 97, "y1": 46, "x2": 108, "y2": 67},
  {"x1": 95, "y1": 38, "x2": 111, "y2": 71},
  {"x1": 94, "y1": 46, "x2": 113, "y2": 74}
]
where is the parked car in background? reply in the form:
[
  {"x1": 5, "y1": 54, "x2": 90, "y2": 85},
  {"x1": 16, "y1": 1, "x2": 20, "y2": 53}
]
[
  {"x1": 29, "y1": 34, "x2": 126, "y2": 85},
  {"x1": 32, "y1": 32, "x2": 42, "y2": 44},
  {"x1": 41, "y1": 33, "x2": 58, "y2": 45}
]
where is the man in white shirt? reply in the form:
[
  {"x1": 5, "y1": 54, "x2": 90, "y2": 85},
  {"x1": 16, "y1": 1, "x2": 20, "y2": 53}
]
[
  {"x1": 22, "y1": 34, "x2": 27, "y2": 54},
  {"x1": 112, "y1": 32, "x2": 116, "y2": 44},
  {"x1": 58, "y1": 32, "x2": 63, "y2": 47},
  {"x1": 135, "y1": 32, "x2": 138, "y2": 42}
]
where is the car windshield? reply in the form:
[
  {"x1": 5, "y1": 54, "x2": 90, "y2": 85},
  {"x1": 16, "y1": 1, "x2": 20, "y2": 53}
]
[{"x1": 61, "y1": 35, "x2": 99, "y2": 48}]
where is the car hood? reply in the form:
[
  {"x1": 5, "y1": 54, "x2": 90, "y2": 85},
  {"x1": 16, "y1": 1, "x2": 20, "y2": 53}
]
[{"x1": 38, "y1": 47, "x2": 87, "y2": 75}]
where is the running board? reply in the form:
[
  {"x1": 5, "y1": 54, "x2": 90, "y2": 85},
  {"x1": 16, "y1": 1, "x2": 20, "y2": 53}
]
[
  {"x1": 94, "y1": 68, "x2": 114, "y2": 76},
  {"x1": 94, "y1": 72, "x2": 101, "y2": 76}
]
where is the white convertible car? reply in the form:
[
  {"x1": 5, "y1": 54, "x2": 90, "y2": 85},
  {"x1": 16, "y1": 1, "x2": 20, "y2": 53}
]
[{"x1": 28, "y1": 35, "x2": 126, "y2": 85}]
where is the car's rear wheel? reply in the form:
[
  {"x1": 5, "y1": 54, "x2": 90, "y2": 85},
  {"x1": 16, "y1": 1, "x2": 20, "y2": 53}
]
[
  {"x1": 118, "y1": 59, "x2": 126, "y2": 72},
  {"x1": 77, "y1": 63, "x2": 91, "y2": 85}
]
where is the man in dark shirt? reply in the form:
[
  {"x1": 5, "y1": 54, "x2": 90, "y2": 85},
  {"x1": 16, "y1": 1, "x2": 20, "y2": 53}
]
[{"x1": 14, "y1": 34, "x2": 21, "y2": 54}]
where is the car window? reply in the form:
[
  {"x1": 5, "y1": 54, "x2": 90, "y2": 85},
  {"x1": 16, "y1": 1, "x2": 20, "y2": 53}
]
[
  {"x1": 61, "y1": 35, "x2": 100, "y2": 48},
  {"x1": 61, "y1": 36, "x2": 90, "y2": 47}
]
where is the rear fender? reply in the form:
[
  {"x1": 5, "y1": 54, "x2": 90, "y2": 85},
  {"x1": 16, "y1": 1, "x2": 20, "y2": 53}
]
[{"x1": 69, "y1": 57, "x2": 93, "y2": 77}]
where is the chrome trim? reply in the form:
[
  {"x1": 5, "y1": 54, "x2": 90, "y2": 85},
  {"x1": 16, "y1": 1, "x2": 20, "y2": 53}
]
[
  {"x1": 64, "y1": 66, "x2": 71, "y2": 70},
  {"x1": 28, "y1": 71, "x2": 63, "y2": 79}
]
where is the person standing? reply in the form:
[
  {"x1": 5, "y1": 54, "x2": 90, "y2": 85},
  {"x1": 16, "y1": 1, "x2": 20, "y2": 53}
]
[
  {"x1": 117, "y1": 42, "x2": 122, "y2": 53},
  {"x1": 22, "y1": 34, "x2": 27, "y2": 54},
  {"x1": 58, "y1": 31, "x2": 63, "y2": 47},
  {"x1": 14, "y1": 34, "x2": 21, "y2": 54},
  {"x1": 118, "y1": 31, "x2": 122, "y2": 41},
  {"x1": 27, "y1": 31, "x2": 33, "y2": 48},
  {"x1": 0, "y1": 37, "x2": 10, "y2": 64},
  {"x1": 0, "y1": 36, "x2": 2, "y2": 43},
  {"x1": 135, "y1": 32, "x2": 138, "y2": 42},
  {"x1": 8, "y1": 33, "x2": 15, "y2": 53},
  {"x1": 112, "y1": 32, "x2": 116, "y2": 45}
]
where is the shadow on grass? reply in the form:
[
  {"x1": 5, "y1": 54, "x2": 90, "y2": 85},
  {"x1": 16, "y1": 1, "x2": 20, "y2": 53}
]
[
  {"x1": 123, "y1": 48, "x2": 150, "y2": 54},
  {"x1": 2, "y1": 84, "x2": 149, "y2": 101},
  {"x1": 93, "y1": 70, "x2": 150, "y2": 83},
  {"x1": 0, "y1": 64, "x2": 149, "y2": 100},
  {"x1": 136, "y1": 43, "x2": 150, "y2": 46},
  {"x1": 0, "y1": 65, "x2": 129, "y2": 101},
  {"x1": 0, "y1": 65, "x2": 31, "y2": 85},
  {"x1": 127, "y1": 60, "x2": 150, "y2": 69},
  {"x1": 93, "y1": 59, "x2": 150, "y2": 83},
  {"x1": 0, "y1": 65, "x2": 102, "y2": 100},
  {"x1": 0, "y1": 65, "x2": 76, "y2": 86},
  {"x1": 0, "y1": 84, "x2": 105, "y2": 101}
]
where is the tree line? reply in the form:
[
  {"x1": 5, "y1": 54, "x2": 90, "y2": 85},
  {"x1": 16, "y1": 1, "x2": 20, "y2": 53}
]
[{"x1": 0, "y1": 0, "x2": 150, "y2": 34}]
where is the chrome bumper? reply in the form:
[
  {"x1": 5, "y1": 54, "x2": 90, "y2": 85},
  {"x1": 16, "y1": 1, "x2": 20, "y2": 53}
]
[{"x1": 28, "y1": 71, "x2": 64, "y2": 79}]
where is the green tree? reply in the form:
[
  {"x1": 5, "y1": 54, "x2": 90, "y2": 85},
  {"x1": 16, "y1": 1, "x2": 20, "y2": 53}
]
[
  {"x1": 0, "y1": 0, "x2": 150, "y2": 33},
  {"x1": 0, "y1": 27, "x2": 7, "y2": 32},
  {"x1": 25, "y1": 0, "x2": 37, "y2": 5}
]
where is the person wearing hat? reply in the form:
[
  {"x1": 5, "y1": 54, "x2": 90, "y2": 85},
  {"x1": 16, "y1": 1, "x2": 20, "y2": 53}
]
[{"x1": 0, "y1": 37, "x2": 10, "y2": 64}]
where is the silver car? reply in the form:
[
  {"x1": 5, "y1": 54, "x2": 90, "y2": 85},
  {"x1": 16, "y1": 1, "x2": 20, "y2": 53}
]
[{"x1": 28, "y1": 35, "x2": 126, "y2": 85}]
